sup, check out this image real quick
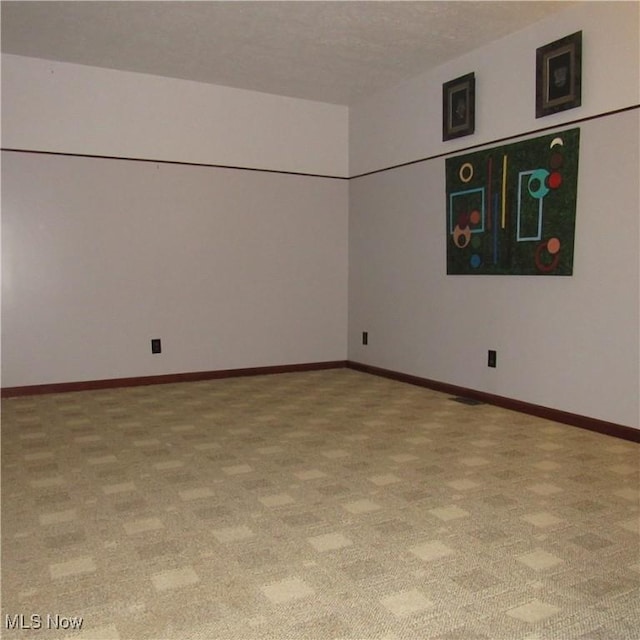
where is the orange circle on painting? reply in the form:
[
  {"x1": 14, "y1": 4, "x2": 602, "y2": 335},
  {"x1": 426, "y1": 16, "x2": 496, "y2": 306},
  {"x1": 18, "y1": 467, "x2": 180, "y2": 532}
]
[
  {"x1": 469, "y1": 209, "x2": 481, "y2": 225},
  {"x1": 453, "y1": 224, "x2": 471, "y2": 248},
  {"x1": 547, "y1": 237, "x2": 561, "y2": 254},
  {"x1": 535, "y1": 241, "x2": 560, "y2": 272}
]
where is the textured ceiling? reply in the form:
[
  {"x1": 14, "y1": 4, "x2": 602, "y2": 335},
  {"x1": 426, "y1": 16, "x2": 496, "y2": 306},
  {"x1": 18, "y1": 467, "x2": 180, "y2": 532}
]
[{"x1": 1, "y1": 1, "x2": 575, "y2": 105}]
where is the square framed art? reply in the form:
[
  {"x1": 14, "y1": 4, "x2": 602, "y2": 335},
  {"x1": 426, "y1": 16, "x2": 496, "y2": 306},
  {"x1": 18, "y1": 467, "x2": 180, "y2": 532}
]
[
  {"x1": 443, "y1": 72, "x2": 475, "y2": 141},
  {"x1": 536, "y1": 31, "x2": 582, "y2": 118}
]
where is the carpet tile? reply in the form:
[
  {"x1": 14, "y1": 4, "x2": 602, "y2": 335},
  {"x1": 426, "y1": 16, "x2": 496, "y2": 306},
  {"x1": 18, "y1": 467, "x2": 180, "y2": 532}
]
[{"x1": 2, "y1": 369, "x2": 639, "y2": 639}]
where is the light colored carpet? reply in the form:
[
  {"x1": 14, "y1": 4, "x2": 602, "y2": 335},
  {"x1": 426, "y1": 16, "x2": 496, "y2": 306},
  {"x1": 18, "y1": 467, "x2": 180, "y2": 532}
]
[{"x1": 2, "y1": 368, "x2": 639, "y2": 639}]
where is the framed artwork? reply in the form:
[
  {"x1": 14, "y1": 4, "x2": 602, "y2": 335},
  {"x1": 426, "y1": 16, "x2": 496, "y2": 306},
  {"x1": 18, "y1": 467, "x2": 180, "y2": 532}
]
[
  {"x1": 446, "y1": 128, "x2": 580, "y2": 276},
  {"x1": 536, "y1": 31, "x2": 582, "y2": 118},
  {"x1": 443, "y1": 72, "x2": 475, "y2": 141}
]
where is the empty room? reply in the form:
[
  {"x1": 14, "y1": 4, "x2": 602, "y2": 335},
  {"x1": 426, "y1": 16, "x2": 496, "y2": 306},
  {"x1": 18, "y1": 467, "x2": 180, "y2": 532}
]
[{"x1": 1, "y1": 1, "x2": 638, "y2": 639}]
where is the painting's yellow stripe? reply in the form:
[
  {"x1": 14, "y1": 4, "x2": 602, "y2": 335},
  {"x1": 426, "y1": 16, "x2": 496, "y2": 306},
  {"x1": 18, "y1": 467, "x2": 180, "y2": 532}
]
[{"x1": 501, "y1": 154, "x2": 507, "y2": 229}]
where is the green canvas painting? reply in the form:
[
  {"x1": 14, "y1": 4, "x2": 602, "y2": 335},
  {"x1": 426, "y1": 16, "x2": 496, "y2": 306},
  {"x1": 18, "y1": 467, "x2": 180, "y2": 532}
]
[{"x1": 446, "y1": 128, "x2": 580, "y2": 275}]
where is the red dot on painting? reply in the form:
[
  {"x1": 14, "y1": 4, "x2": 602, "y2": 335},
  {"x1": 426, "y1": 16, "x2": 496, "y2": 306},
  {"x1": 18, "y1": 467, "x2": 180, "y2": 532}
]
[
  {"x1": 550, "y1": 153, "x2": 563, "y2": 169},
  {"x1": 547, "y1": 172, "x2": 562, "y2": 189},
  {"x1": 469, "y1": 210, "x2": 481, "y2": 225},
  {"x1": 457, "y1": 212, "x2": 470, "y2": 228}
]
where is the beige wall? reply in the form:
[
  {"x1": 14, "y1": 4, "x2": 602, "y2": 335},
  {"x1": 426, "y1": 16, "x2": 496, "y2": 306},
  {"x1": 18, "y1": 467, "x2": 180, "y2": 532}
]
[
  {"x1": 349, "y1": 2, "x2": 640, "y2": 176},
  {"x1": 2, "y1": 2, "x2": 638, "y2": 430},
  {"x1": 348, "y1": 2, "x2": 640, "y2": 429},
  {"x1": 1, "y1": 54, "x2": 349, "y2": 177},
  {"x1": 1, "y1": 57, "x2": 349, "y2": 386},
  {"x1": 1, "y1": 152, "x2": 348, "y2": 386}
]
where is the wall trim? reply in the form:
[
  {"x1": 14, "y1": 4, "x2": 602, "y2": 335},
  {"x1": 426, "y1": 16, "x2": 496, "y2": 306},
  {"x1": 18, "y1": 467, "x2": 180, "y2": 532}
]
[
  {"x1": 0, "y1": 361, "x2": 348, "y2": 397},
  {"x1": 3, "y1": 359, "x2": 637, "y2": 442},
  {"x1": 4, "y1": 105, "x2": 637, "y2": 182},
  {"x1": 347, "y1": 361, "x2": 640, "y2": 443},
  {"x1": 351, "y1": 104, "x2": 640, "y2": 179},
  {"x1": 0, "y1": 147, "x2": 349, "y2": 181}
]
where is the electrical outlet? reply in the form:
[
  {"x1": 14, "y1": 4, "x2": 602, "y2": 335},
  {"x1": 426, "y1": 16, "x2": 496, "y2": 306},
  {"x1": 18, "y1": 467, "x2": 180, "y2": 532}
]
[
  {"x1": 362, "y1": 331, "x2": 368, "y2": 345},
  {"x1": 488, "y1": 350, "x2": 497, "y2": 368},
  {"x1": 151, "y1": 338, "x2": 162, "y2": 354}
]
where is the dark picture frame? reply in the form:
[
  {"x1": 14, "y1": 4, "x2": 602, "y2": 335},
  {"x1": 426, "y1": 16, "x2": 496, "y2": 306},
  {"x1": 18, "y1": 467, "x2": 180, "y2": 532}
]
[
  {"x1": 442, "y1": 72, "x2": 475, "y2": 141},
  {"x1": 536, "y1": 31, "x2": 582, "y2": 118}
]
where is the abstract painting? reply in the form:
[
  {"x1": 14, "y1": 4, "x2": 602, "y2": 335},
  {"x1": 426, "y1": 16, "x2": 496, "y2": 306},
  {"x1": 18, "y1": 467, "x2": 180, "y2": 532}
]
[{"x1": 446, "y1": 128, "x2": 580, "y2": 275}]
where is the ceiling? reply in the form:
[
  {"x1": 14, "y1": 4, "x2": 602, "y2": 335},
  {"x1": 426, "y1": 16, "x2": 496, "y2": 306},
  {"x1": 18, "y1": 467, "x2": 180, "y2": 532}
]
[{"x1": 1, "y1": 1, "x2": 575, "y2": 106}]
